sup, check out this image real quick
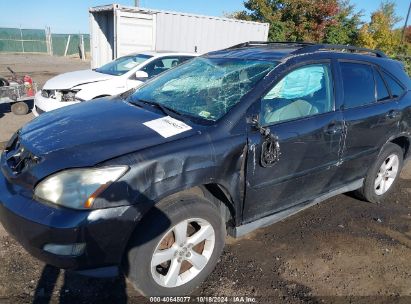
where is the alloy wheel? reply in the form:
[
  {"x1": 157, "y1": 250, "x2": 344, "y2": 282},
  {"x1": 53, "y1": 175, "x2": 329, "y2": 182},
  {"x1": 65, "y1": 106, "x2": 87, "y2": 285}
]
[
  {"x1": 150, "y1": 218, "x2": 215, "y2": 288},
  {"x1": 374, "y1": 153, "x2": 399, "y2": 195}
]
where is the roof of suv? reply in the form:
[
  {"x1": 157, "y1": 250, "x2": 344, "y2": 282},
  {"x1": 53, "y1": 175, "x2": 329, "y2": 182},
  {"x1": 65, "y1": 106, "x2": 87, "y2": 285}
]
[
  {"x1": 206, "y1": 41, "x2": 411, "y2": 90},
  {"x1": 206, "y1": 41, "x2": 387, "y2": 61}
]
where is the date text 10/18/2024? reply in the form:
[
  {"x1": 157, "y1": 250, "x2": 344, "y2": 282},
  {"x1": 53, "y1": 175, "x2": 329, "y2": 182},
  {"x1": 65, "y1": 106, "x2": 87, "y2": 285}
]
[{"x1": 149, "y1": 296, "x2": 258, "y2": 303}]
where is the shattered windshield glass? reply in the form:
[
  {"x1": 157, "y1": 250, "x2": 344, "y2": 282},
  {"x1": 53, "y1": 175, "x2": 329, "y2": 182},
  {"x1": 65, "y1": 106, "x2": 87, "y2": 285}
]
[
  {"x1": 130, "y1": 57, "x2": 276, "y2": 121},
  {"x1": 95, "y1": 54, "x2": 152, "y2": 76}
]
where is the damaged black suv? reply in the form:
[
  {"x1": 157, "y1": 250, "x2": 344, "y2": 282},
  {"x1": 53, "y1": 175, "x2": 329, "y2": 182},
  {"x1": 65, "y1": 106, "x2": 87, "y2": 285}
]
[{"x1": 1, "y1": 42, "x2": 411, "y2": 296}]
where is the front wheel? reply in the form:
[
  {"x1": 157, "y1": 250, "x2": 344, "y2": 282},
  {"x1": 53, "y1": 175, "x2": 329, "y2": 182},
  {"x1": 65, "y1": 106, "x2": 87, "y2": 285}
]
[
  {"x1": 357, "y1": 143, "x2": 403, "y2": 203},
  {"x1": 124, "y1": 194, "x2": 226, "y2": 296}
]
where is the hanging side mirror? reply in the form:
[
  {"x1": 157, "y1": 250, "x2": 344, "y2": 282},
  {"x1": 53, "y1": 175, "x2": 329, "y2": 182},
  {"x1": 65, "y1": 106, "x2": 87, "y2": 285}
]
[{"x1": 247, "y1": 114, "x2": 281, "y2": 167}]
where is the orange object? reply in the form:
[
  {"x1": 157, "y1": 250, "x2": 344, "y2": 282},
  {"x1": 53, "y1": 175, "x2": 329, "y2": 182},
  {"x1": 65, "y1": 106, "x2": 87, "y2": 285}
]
[{"x1": 84, "y1": 183, "x2": 110, "y2": 208}]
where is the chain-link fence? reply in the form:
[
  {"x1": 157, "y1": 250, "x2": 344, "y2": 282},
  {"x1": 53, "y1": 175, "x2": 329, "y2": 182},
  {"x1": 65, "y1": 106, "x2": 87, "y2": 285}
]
[{"x1": 0, "y1": 27, "x2": 90, "y2": 58}]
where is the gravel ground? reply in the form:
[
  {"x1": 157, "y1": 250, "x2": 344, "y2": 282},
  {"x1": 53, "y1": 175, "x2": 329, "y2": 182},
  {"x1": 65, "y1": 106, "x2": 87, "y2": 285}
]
[{"x1": 0, "y1": 54, "x2": 411, "y2": 304}]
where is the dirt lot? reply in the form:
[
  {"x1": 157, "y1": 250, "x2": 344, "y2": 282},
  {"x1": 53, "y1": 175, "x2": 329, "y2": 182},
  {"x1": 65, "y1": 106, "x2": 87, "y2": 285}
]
[
  {"x1": 0, "y1": 54, "x2": 411, "y2": 304},
  {"x1": 0, "y1": 53, "x2": 90, "y2": 143}
]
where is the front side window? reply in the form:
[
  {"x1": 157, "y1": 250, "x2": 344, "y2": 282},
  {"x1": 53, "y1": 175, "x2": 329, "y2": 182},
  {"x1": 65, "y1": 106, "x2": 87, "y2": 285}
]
[
  {"x1": 341, "y1": 62, "x2": 375, "y2": 109},
  {"x1": 130, "y1": 57, "x2": 276, "y2": 121},
  {"x1": 261, "y1": 64, "x2": 333, "y2": 125},
  {"x1": 382, "y1": 71, "x2": 405, "y2": 98},
  {"x1": 95, "y1": 54, "x2": 152, "y2": 76}
]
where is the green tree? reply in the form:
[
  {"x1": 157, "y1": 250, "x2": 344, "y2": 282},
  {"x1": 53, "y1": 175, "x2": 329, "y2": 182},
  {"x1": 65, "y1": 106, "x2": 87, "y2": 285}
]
[
  {"x1": 357, "y1": 1, "x2": 402, "y2": 56},
  {"x1": 323, "y1": 0, "x2": 363, "y2": 45},
  {"x1": 231, "y1": 0, "x2": 340, "y2": 42},
  {"x1": 404, "y1": 25, "x2": 411, "y2": 44}
]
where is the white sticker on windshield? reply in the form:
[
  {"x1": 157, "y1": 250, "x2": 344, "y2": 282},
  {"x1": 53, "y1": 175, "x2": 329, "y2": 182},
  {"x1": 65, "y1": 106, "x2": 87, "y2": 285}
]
[{"x1": 143, "y1": 116, "x2": 192, "y2": 138}]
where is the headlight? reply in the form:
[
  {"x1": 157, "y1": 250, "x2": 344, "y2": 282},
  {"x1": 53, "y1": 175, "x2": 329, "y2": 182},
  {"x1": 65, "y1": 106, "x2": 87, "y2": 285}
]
[
  {"x1": 62, "y1": 89, "x2": 81, "y2": 102},
  {"x1": 41, "y1": 89, "x2": 50, "y2": 98},
  {"x1": 34, "y1": 166, "x2": 128, "y2": 210},
  {"x1": 49, "y1": 89, "x2": 80, "y2": 102}
]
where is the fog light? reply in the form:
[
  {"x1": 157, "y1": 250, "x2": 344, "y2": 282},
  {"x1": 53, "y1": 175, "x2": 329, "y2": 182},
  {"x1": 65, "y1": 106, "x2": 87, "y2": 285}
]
[{"x1": 43, "y1": 243, "x2": 86, "y2": 256}]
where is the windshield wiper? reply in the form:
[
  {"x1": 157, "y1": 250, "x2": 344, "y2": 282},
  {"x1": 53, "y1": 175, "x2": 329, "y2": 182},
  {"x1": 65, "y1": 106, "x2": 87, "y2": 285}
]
[
  {"x1": 132, "y1": 98, "x2": 212, "y2": 125},
  {"x1": 135, "y1": 99, "x2": 184, "y2": 118},
  {"x1": 120, "y1": 88, "x2": 136, "y2": 99}
]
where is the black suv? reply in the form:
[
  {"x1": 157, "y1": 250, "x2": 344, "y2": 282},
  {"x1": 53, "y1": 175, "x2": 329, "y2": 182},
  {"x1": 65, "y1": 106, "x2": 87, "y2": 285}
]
[{"x1": 1, "y1": 42, "x2": 410, "y2": 296}]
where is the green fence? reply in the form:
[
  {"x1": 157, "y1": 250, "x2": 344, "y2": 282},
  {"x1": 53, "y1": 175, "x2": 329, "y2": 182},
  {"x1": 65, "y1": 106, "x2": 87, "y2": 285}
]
[
  {"x1": 0, "y1": 27, "x2": 90, "y2": 56},
  {"x1": 0, "y1": 28, "x2": 47, "y2": 53},
  {"x1": 51, "y1": 34, "x2": 90, "y2": 56}
]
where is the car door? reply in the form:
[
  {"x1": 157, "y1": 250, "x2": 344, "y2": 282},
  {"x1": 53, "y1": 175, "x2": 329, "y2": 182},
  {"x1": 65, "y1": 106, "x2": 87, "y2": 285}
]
[
  {"x1": 243, "y1": 62, "x2": 344, "y2": 222},
  {"x1": 336, "y1": 61, "x2": 403, "y2": 183}
]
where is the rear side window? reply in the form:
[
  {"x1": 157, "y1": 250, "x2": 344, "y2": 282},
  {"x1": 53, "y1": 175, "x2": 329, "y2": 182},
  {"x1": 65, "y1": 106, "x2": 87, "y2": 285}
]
[
  {"x1": 374, "y1": 68, "x2": 390, "y2": 102},
  {"x1": 341, "y1": 62, "x2": 375, "y2": 109},
  {"x1": 382, "y1": 71, "x2": 405, "y2": 98}
]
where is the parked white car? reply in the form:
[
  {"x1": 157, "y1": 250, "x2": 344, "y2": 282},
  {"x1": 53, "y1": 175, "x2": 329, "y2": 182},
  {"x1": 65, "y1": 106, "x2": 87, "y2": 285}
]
[{"x1": 33, "y1": 51, "x2": 195, "y2": 116}]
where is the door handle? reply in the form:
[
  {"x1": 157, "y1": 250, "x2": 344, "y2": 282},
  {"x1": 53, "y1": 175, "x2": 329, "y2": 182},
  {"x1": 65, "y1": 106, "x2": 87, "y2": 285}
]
[
  {"x1": 325, "y1": 123, "x2": 343, "y2": 135},
  {"x1": 386, "y1": 110, "x2": 400, "y2": 119}
]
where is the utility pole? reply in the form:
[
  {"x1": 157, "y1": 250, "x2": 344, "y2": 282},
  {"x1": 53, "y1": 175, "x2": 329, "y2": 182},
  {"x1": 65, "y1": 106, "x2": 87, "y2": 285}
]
[
  {"x1": 401, "y1": 1, "x2": 411, "y2": 43},
  {"x1": 134, "y1": 0, "x2": 140, "y2": 7}
]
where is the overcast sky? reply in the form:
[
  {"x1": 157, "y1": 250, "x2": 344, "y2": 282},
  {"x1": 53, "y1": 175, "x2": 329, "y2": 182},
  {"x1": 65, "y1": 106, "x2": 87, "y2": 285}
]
[{"x1": 0, "y1": 0, "x2": 410, "y2": 34}]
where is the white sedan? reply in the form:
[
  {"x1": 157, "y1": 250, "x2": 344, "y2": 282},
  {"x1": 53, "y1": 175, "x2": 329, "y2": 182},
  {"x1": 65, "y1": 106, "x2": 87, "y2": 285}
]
[{"x1": 33, "y1": 51, "x2": 195, "y2": 116}]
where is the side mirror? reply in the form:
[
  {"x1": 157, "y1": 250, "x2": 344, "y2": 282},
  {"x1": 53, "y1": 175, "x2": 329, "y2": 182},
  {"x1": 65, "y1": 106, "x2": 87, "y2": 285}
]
[
  {"x1": 135, "y1": 70, "x2": 149, "y2": 81},
  {"x1": 247, "y1": 114, "x2": 275, "y2": 139}
]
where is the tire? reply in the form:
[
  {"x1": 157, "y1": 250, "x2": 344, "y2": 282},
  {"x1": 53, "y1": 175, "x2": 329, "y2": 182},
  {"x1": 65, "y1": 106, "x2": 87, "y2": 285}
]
[
  {"x1": 357, "y1": 143, "x2": 404, "y2": 203},
  {"x1": 11, "y1": 102, "x2": 29, "y2": 115},
  {"x1": 124, "y1": 194, "x2": 226, "y2": 296}
]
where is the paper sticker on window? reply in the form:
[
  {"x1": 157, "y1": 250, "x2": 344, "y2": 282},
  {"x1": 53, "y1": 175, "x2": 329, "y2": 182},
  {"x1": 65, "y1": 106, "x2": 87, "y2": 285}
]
[{"x1": 143, "y1": 116, "x2": 192, "y2": 138}]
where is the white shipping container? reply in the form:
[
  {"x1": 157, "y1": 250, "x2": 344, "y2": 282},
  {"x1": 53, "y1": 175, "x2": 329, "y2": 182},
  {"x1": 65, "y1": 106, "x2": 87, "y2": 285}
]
[{"x1": 89, "y1": 4, "x2": 269, "y2": 68}]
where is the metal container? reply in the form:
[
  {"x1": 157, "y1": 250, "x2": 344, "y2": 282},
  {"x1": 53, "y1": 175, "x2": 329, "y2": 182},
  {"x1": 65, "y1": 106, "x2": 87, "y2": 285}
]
[{"x1": 89, "y1": 4, "x2": 269, "y2": 68}]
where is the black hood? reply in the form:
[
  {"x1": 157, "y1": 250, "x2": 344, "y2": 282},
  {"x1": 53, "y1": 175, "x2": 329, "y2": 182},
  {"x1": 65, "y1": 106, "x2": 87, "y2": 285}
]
[{"x1": 13, "y1": 98, "x2": 200, "y2": 179}]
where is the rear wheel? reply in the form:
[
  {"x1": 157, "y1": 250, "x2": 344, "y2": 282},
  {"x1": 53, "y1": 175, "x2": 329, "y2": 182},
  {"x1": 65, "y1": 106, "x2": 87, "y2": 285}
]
[
  {"x1": 11, "y1": 102, "x2": 29, "y2": 115},
  {"x1": 357, "y1": 143, "x2": 403, "y2": 203},
  {"x1": 125, "y1": 194, "x2": 226, "y2": 296}
]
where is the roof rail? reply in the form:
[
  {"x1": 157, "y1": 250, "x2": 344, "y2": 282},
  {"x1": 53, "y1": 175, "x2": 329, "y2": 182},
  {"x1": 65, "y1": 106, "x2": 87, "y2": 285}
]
[
  {"x1": 227, "y1": 41, "x2": 387, "y2": 58},
  {"x1": 226, "y1": 41, "x2": 316, "y2": 50},
  {"x1": 292, "y1": 43, "x2": 387, "y2": 58}
]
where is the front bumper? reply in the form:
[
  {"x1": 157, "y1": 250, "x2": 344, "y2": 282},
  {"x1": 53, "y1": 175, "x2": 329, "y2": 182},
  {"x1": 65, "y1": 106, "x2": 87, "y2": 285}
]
[
  {"x1": 0, "y1": 171, "x2": 142, "y2": 273},
  {"x1": 33, "y1": 91, "x2": 80, "y2": 117}
]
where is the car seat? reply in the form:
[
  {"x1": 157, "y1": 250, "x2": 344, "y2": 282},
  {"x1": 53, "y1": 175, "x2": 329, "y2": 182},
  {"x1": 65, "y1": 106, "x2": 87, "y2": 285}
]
[{"x1": 264, "y1": 99, "x2": 319, "y2": 123}]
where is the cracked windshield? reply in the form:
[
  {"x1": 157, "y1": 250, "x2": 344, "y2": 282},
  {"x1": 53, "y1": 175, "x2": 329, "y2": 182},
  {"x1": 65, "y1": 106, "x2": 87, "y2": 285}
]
[{"x1": 130, "y1": 57, "x2": 276, "y2": 121}]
